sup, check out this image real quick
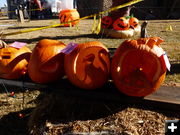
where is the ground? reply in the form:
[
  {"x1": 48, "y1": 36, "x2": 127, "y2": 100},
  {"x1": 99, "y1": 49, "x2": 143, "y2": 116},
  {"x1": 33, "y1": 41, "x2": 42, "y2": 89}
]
[{"x1": 0, "y1": 17, "x2": 180, "y2": 135}]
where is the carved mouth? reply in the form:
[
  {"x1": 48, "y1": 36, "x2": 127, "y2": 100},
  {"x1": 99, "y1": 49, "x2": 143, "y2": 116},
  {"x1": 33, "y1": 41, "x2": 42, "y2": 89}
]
[{"x1": 117, "y1": 24, "x2": 127, "y2": 29}]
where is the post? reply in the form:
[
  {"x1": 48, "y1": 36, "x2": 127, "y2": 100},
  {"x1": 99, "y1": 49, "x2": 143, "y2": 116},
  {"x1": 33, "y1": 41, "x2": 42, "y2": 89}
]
[
  {"x1": 17, "y1": 4, "x2": 25, "y2": 23},
  {"x1": 18, "y1": 9, "x2": 25, "y2": 23}
]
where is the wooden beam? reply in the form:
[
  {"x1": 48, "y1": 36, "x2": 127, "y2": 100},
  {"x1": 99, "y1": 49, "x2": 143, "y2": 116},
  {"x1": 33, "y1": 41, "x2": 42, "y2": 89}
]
[{"x1": 0, "y1": 78, "x2": 179, "y2": 111}]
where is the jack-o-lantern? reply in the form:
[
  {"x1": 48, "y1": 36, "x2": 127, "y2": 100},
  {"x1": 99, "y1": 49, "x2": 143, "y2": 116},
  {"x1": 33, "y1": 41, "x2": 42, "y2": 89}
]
[
  {"x1": 28, "y1": 39, "x2": 66, "y2": 84},
  {"x1": 59, "y1": 9, "x2": 80, "y2": 27},
  {"x1": 113, "y1": 17, "x2": 129, "y2": 30},
  {"x1": 101, "y1": 16, "x2": 113, "y2": 29},
  {"x1": 129, "y1": 17, "x2": 139, "y2": 28},
  {"x1": 111, "y1": 37, "x2": 167, "y2": 97},
  {"x1": 64, "y1": 41, "x2": 110, "y2": 90},
  {"x1": 0, "y1": 43, "x2": 31, "y2": 79}
]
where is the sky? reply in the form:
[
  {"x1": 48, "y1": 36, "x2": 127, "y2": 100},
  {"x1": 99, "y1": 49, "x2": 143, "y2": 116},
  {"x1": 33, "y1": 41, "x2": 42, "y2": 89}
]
[{"x1": 0, "y1": 0, "x2": 7, "y2": 8}]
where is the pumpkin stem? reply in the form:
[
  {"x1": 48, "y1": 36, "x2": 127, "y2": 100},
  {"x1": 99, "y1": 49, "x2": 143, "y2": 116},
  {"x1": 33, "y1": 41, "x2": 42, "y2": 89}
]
[
  {"x1": 141, "y1": 21, "x2": 148, "y2": 38},
  {"x1": 0, "y1": 40, "x2": 7, "y2": 48}
]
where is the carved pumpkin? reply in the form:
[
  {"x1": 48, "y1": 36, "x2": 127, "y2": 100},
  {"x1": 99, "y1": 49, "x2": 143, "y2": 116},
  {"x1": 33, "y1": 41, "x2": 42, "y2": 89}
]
[
  {"x1": 59, "y1": 9, "x2": 80, "y2": 27},
  {"x1": 64, "y1": 41, "x2": 110, "y2": 90},
  {"x1": 101, "y1": 16, "x2": 113, "y2": 29},
  {"x1": 0, "y1": 43, "x2": 31, "y2": 79},
  {"x1": 28, "y1": 39, "x2": 66, "y2": 84},
  {"x1": 113, "y1": 17, "x2": 129, "y2": 30},
  {"x1": 129, "y1": 17, "x2": 139, "y2": 28},
  {"x1": 111, "y1": 37, "x2": 167, "y2": 97}
]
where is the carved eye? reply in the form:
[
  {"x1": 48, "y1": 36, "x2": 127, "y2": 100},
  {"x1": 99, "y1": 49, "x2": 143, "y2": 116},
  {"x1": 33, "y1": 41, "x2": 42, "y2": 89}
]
[{"x1": 113, "y1": 17, "x2": 129, "y2": 30}]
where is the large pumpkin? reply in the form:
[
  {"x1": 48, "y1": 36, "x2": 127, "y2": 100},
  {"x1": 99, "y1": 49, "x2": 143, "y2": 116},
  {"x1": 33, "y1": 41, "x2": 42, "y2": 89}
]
[
  {"x1": 64, "y1": 41, "x2": 110, "y2": 90},
  {"x1": 59, "y1": 9, "x2": 80, "y2": 27},
  {"x1": 111, "y1": 37, "x2": 167, "y2": 97},
  {"x1": 28, "y1": 39, "x2": 66, "y2": 84},
  {"x1": 0, "y1": 43, "x2": 31, "y2": 79}
]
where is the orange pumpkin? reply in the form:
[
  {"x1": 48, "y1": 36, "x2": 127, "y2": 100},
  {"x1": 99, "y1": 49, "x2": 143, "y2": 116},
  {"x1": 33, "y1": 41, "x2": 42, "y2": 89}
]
[
  {"x1": 111, "y1": 37, "x2": 167, "y2": 97},
  {"x1": 0, "y1": 44, "x2": 31, "y2": 79},
  {"x1": 64, "y1": 41, "x2": 110, "y2": 90},
  {"x1": 113, "y1": 17, "x2": 129, "y2": 30},
  {"x1": 101, "y1": 16, "x2": 113, "y2": 29},
  {"x1": 28, "y1": 39, "x2": 66, "y2": 84},
  {"x1": 59, "y1": 9, "x2": 80, "y2": 27},
  {"x1": 129, "y1": 17, "x2": 139, "y2": 28}
]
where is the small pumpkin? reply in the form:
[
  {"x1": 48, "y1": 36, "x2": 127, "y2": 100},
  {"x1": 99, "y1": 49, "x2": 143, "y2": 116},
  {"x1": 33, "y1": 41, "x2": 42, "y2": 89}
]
[
  {"x1": 101, "y1": 16, "x2": 113, "y2": 29},
  {"x1": 64, "y1": 41, "x2": 110, "y2": 90},
  {"x1": 113, "y1": 17, "x2": 129, "y2": 30},
  {"x1": 28, "y1": 39, "x2": 66, "y2": 84},
  {"x1": 129, "y1": 17, "x2": 139, "y2": 29},
  {"x1": 111, "y1": 37, "x2": 166, "y2": 97},
  {"x1": 0, "y1": 43, "x2": 31, "y2": 79},
  {"x1": 59, "y1": 9, "x2": 80, "y2": 27}
]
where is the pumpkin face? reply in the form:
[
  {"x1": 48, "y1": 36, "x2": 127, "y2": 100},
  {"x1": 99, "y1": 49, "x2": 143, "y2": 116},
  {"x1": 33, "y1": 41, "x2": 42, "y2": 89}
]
[
  {"x1": 101, "y1": 16, "x2": 113, "y2": 29},
  {"x1": 113, "y1": 17, "x2": 129, "y2": 30},
  {"x1": 59, "y1": 9, "x2": 80, "y2": 27},
  {"x1": 28, "y1": 39, "x2": 66, "y2": 84},
  {"x1": 111, "y1": 37, "x2": 166, "y2": 97},
  {"x1": 129, "y1": 17, "x2": 139, "y2": 28},
  {"x1": 0, "y1": 46, "x2": 31, "y2": 79},
  {"x1": 64, "y1": 41, "x2": 110, "y2": 90}
]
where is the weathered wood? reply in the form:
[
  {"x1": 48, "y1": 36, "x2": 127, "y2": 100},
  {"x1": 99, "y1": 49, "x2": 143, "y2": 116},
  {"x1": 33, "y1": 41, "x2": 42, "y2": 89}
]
[
  {"x1": 0, "y1": 78, "x2": 179, "y2": 111},
  {"x1": 0, "y1": 78, "x2": 46, "y2": 89},
  {"x1": 18, "y1": 9, "x2": 25, "y2": 23}
]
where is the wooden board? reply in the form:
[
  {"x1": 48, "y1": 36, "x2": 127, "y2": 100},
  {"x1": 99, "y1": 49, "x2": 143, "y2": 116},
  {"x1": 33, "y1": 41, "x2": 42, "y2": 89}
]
[{"x1": 0, "y1": 78, "x2": 180, "y2": 111}]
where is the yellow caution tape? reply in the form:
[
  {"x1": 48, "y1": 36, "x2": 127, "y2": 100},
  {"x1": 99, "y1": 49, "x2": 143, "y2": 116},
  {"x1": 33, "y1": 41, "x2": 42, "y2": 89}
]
[
  {"x1": 3, "y1": 0, "x2": 143, "y2": 37},
  {"x1": 95, "y1": 16, "x2": 102, "y2": 34},
  {"x1": 92, "y1": 15, "x2": 97, "y2": 33}
]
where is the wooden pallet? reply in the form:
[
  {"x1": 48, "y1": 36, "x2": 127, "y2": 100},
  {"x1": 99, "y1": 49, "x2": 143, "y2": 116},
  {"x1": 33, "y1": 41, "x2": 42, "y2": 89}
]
[{"x1": 0, "y1": 78, "x2": 179, "y2": 111}]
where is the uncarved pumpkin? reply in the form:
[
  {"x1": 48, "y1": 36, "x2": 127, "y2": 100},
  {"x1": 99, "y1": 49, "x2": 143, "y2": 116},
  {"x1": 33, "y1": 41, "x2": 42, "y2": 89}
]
[
  {"x1": 64, "y1": 41, "x2": 110, "y2": 90},
  {"x1": 28, "y1": 39, "x2": 66, "y2": 84},
  {"x1": 59, "y1": 9, "x2": 80, "y2": 27},
  {"x1": 111, "y1": 37, "x2": 166, "y2": 97},
  {"x1": 0, "y1": 45, "x2": 31, "y2": 79}
]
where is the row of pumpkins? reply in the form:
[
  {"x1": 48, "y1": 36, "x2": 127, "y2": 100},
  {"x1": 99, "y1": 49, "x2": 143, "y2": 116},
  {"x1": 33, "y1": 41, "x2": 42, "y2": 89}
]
[
  {"x1": 58, "y1": 9, "x2": 140, "y2": 39},
  {"x1": 0, "y1": 37, "x2": 167, "y2": 97}
]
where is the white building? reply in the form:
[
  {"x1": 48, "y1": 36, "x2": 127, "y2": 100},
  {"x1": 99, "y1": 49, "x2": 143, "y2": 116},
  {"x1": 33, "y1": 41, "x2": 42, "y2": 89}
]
[{"x1": 51, "y1": 0, "x2": 75, "y2": 13}]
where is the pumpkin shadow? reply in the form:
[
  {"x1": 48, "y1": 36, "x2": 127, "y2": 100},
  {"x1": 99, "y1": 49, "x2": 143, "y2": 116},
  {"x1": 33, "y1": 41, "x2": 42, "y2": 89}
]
[
  {"x1": 167, "y1": 63, "x2": 180, "y2": 74},
  {"x1": 5, "y1": 34, "x2": 114, "y2": 45},
  {"x1": 27, "y1": 79, "x2": 180, "y2": 134},
  {"x1": 0, "y1": 108, "x2": 33, "y2": 135}
]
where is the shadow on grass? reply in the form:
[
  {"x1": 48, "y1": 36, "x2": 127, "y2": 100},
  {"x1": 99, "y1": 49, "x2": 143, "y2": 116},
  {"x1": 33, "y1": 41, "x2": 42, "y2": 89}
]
[
  {"x1": 0, "y1": 108, "x2": 34, "y2": 135},
  {"x1": 4, "y1": 33, "x2": 113, "y2": 44},
  {"x1": 167, "y1": 63, "x2": 180, "y2": 75},
  {"x1": 0, "y1": 78, "x2": 180, "y2": 134},
  {"x1": 7, "y1": 26, "x2": 48, "y2": 30}
]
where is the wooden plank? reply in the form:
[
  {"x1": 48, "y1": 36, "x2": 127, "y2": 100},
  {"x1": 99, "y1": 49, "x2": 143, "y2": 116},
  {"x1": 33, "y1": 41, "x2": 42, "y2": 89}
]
[
  {"x1": 18, "y1": 9, "x2": 25, "y2": 23},
  {"x1": 0, "y1": 78, "x2": 179, "y2": 111},
  {"x1": 0, "y1": 78, "x2": 46, "y2": 89}
]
